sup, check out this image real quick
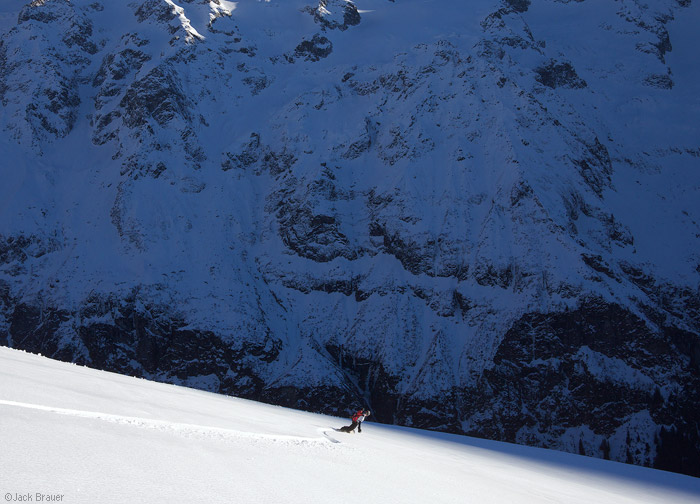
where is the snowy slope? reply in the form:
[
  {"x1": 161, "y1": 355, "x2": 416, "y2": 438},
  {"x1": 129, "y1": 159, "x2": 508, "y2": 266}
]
[
  {"x1": 1, "y1": 0, "x2": 699, "y2": 475},
  {"x1": 1, "y1": 347, "x2": 699, "y2": 504}
]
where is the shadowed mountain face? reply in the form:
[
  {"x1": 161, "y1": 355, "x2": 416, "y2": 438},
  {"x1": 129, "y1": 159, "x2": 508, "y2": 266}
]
[{"x1": 1, "y1": 0, "x2": 699, "y2": 476}]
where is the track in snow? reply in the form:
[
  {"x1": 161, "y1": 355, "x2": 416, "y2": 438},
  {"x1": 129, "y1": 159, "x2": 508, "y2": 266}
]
[{"x1": 0, "y1": 399, "x2": 340, "y2": 447}]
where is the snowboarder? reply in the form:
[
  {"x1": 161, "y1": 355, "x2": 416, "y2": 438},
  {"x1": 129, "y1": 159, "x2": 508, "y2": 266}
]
[{"x1": 338, "y1": 408, "x2": 370, "y2": 433}]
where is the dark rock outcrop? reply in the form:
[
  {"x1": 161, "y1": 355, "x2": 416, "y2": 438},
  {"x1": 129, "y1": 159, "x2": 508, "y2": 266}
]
[
  {"x1": 535, "y1": 60, "x2": 587, "y2": 89},
  {"x1": 311, "y1": 0, "x2": 361, "y2": 31},
  {"x1": 293, "y1": 34, "x2": 333, "y2": 62}
]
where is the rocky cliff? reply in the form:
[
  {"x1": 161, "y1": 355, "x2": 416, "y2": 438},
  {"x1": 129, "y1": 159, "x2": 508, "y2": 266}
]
[{"x1": 1, "y1": 0, "x2": 699, "y2": 476}]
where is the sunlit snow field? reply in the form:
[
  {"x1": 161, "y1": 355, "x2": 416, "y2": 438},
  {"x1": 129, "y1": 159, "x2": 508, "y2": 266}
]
[{"x1": 1, "y1": 347, "x2": 698, "y2": 504}]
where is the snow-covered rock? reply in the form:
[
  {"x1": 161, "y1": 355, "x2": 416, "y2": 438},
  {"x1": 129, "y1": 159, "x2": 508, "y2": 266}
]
[{"x1": 1, "y1": 0, "x2": 699, "y2": 476}]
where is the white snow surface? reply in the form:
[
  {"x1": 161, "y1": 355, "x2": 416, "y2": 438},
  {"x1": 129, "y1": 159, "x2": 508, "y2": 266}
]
[{"x1": 1, "y1": 347, "x2": 699, "y2": 504}]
